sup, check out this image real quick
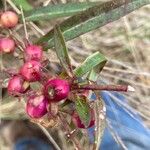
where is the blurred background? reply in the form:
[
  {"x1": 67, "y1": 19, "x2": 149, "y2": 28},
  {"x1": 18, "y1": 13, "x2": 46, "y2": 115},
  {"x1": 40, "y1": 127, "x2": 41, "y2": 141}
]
[{"x1": 0, "y1": 0, "x2": 150, "y2": 149}]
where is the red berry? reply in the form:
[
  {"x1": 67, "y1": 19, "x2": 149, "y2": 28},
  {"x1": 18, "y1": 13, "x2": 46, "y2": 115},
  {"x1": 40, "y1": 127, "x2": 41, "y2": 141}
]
[
  {"x1": 0, "y1": 37, "x2": 15, "y2": 53},
  {"x1": 26, "y1": 95, "x2": 48, "y2": 118},
  {"x1": 72, "y1": 110, "x2": 95, "y2": 129},
  {"x1": 0, "y1": 11, "x2": 18, "y2": 28},
  {"x1": 7, "y1": 75, "x2": 29, "y2": 96},
  {"x1": 24, "y1": 45, "x2": 43, "y2": 61},
  {"x1": 20, "y1": 60, "x2": 42, "y2": 82},
  {"x1": 44, "y1": 78, "x2": 70, "y2": 102}
]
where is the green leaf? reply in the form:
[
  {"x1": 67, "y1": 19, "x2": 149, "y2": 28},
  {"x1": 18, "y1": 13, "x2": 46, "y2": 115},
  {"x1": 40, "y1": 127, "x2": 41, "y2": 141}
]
[
  {"x1": 88, "y1": 59, "x2": 107, "y2": 82},
  {"x1": 74, "y1": 52, "x2": 107, "y2": 77},
  {"x1": 37, "y1": 0, "x2": 149, "y2": 49},
  {"x1": 75, "y1": 96, "x2": 91, "y2": 128},
  {"x1": 54, "y1": 26, "x2": 73, "y2": 77},
  {"x1": 24, "y1": 2, "x2": 99, "y2": 21},
  {"x1": 13, "y1": 0, "x2": 33, "y2": 11}
]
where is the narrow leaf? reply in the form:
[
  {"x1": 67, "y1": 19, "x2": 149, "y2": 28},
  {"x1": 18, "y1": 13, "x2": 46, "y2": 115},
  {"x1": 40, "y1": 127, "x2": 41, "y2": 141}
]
[
  {"x1": 88, "y1": 59, "x2": 107, "y2": 82},
  {"x1": 54, "y1": 26, "x2": 73, "y2": 77},
  {"x1": 13, "y1": 0, "x2": 33, "y2": 11},
  {"x1": 75, "y1": 96, "x2": 91, "y2": 127},
  {"x1": 37, "y1": 0, "x2": 149, "y2": 49},
  {"x1": 74, "y1": 52, "x2": 107, "y2": 77},
  {"x1": 25, "y1": 2, "x2": 99, "y2": 21}
]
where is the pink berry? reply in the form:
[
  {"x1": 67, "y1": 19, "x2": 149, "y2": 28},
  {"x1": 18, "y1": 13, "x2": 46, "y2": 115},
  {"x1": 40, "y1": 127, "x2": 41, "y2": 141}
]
[
  {"x1": 72, "y1": 110, "x2": 95, "y2": 129},
  {"x1": 0, "y1": 37, "x2": 15, "y2": 53},
  {"x1": 0, "y1": 11, "x2": 18, "y2": 28},
  {"x1": 44, "y1": 78, "x2": 70, "y2": 102},
  {"x1": 26, "y1": 95, "x2": 48, "y2": 118},
  {"x1": 20, "y1": 60, "x2": 42, "y2": 82},
  {"x1": 7, "y1": 75, "x2": 29, "y2": 96},
  {"x1": 24, "y1": 45, "x2": 43, "y2": 61}
]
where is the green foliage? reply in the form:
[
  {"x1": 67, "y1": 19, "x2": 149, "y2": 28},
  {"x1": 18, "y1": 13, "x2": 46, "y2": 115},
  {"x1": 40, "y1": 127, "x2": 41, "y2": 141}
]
[
  {"x1": 74, "y1": 52, "x2": 107, "y2": 77},
  {"x1": 75, "y1": 96, "x2": 91, "y2": 128},
  {"x1": 37, "y1": 0, "x2": 149, "y2": 49},
  {"x1": 2, "y1": 1, "x2": 149, "y2": 146},
  {"x1": 13, "y1": 0, "x2": 33, "y2": 11},
  {"x1": 54, "y1": 25, "x2": 107, "y2": 78},
  {"x1": 88, "y1": 60, "x2": 107, "y2": 82},
  {"x1": 24, "y1": 2, "x2": 98, "y2": 21},
  {"x1": 54, "y1": 26, "x2": 73, "y2": 77}
]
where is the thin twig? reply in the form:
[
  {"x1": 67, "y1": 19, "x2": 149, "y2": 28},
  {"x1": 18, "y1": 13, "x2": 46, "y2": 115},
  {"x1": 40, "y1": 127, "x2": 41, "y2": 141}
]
[
  {"x1": 20, "y1": 5, "x2": 29, "y2": 41},
  {"x1": 37, "y1": 123, "x2": 61, "y2": 150},
  {"x1": 58, "y1": 113, "x2": 83, "y2": 150},
  {"x1": 93, "y1": 92, "x2": 106, "y2": 150},
  {"x1": 6, "y1": 0, "x2": 21, "y2": 14},
  {"x1": 74, "y1": 84, "x2": 134, "y2": 92},
  {"x1": 29, "y1": 22, "x2": 45, "y2": 36},
  {"x1": 6, "y1": 0, "x2": 45, "y2": 36},
  {"x1": 4, "y1": 0, "x2": 7, "y2": 11},
  {"x1": 43, "y1": 0, "x2": 52, "y2": 7}
]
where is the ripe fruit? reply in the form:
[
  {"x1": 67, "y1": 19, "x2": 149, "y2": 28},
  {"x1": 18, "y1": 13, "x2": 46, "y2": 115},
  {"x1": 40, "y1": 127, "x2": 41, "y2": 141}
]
[
  {"x1": 44, "y1": 78, "x2": 70, "y2": 102},
  {"x1": 7, "y1": 75, "x2": 29, "y2": 96},
  {"x1": 0, "y1": 37, "x2": 15, "y2": 53},
  {"x1": 20, "y1": 60, "x2": 42, "y2": 82},
  {"x1": 26, "y1": 95, "x2": 48, "y2": 118},
  {"x1": 0, "y1": 11, "x2": 18, "y2": 28},
  {"x1": 24, "y1": 45, "x2": 43, "y2": 61},
  {"x1": 72, "y1": 110, "x2": 95, "y2": 129}
]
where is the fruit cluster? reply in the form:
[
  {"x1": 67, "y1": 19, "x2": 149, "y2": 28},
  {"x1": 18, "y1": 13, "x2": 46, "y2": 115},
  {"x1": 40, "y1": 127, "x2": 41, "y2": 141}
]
[
  {"x1": 1, "y1": 11, "x2": 94, "y2": 129},
  {"x1": 0, "y1": 11, "x2": 18, "y2": 53}
]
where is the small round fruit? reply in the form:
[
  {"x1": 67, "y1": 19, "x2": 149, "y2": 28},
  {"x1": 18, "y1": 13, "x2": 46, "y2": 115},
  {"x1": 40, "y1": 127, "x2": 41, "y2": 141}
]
[
  {"x1": 0, "y1": 11, "x2": 18, "y2": 28},
  {"x1": 20, "y1": 60, "x2": 42, "y2": 82},
  {"x1": 26, "y1": 95, "x2": 48, "y2": 118},
  {"x1": 7, "y1": 75, "x2": 29, "y2": 96},
  {"x1": 0, "y1": 37, "x2": 15, "y2": 53},
  {"x1": 44, "y1": 78, "x2": 70, "y2": 102},
  {"x1": 72, "y1": 110, "x2": 95, "y2": 129},
  {"x1": 24, "y1": 45, "x2": 43, "y2": 61}
]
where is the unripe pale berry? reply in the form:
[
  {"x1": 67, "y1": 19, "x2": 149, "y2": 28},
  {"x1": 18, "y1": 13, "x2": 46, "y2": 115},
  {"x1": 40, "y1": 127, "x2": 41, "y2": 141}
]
[
  {"x1": 24, "y1": 45, "x2": 43, "y2": 61},
  {"x1": 44, "y1": 78, "x2": 70, "y2": 102},
  {"x1": 0, "y1": 11, "x2": 18, "y2": 28},
  {"x1": 7, "y1": 75, "x2": 29, "y2": 96},
  {"x1": 26, "y1": 95, "x2": 48, "y2": 118},
  {"x1": 72, "y1": 110, "x2": 95, "y2": 129},
  {"x1": 0, "y1": 37, "x2": 15, "y2": 53},
  {"x1": 20, "y1": 60, "x2": 42, "y2": 82}
]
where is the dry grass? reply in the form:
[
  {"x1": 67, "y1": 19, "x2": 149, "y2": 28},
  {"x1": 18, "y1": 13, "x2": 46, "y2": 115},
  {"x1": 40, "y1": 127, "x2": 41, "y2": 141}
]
[{"x1": 0, "y1": 0, "x2": 150, "y2": 149}]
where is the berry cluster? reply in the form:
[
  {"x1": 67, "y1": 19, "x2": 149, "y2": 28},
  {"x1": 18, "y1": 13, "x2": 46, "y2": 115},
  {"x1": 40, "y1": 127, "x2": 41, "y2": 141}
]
[
  {"x1": 2, "y1": 10, "x2": 131, "y2": 130},
  {"x1": 0, "y1": 11, "x2": 18, "y2": 53},
  {"x1": 7, "y1": 42, "x2": 72, "y2": 118},
  {"x1": 0, "y1": 11, "x2": 18, "y2": 54},
  {"x1": 1, "y1": 11, "x2": 94, "y2": 129}
]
